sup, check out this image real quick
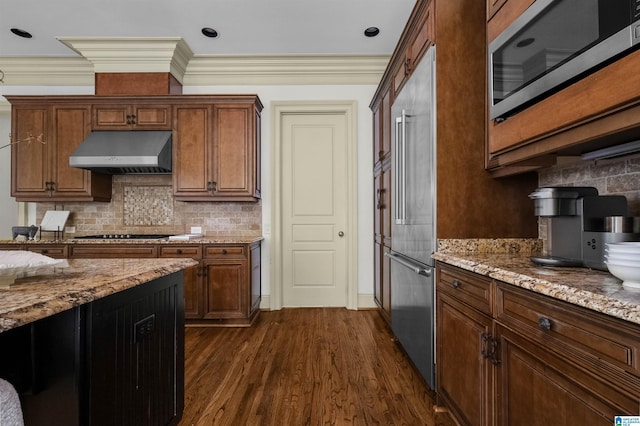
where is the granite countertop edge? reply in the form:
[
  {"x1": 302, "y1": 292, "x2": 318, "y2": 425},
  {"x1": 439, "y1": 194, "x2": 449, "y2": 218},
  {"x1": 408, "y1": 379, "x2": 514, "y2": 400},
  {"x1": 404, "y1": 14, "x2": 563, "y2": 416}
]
[
  {"x1": 0, "y1": 258, "x2": 199, "y2": 333},
  {"x1": 0, "y1": 236, "x2": 264, "y2": 245},
  {"x1": 434, "y1": 239, "x2": 640, "y2": 326}
]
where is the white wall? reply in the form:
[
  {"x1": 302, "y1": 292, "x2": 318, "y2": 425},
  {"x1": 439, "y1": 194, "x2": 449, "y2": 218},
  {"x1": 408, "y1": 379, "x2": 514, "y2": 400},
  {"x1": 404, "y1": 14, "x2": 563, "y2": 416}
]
[{"x1": 0, "y1": 83, "x2": 377, "y2": 303}]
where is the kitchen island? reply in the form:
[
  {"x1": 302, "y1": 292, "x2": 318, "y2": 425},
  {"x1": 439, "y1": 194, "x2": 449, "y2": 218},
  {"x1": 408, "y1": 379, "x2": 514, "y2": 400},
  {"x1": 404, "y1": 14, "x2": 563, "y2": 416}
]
[
  {"x1": 0, "y1": 257, "x2": 198, "y2": 426},
  {"x1": 433, "y1": 239, "x2": 640, "y2": 425}
]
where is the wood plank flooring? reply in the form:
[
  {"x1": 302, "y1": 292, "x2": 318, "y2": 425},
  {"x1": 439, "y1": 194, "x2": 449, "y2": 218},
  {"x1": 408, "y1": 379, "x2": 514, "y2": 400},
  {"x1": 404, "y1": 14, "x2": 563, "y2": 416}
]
[{"x1": 180, "y1": 308, "x2": 455, "y2": 425}]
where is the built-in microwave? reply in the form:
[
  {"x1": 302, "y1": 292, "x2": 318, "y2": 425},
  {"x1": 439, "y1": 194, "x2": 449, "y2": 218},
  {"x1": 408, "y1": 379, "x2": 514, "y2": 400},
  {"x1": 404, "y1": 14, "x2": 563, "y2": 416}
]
[{"x1": 489, "y1": 0, "x2": 640, "y2": 120}]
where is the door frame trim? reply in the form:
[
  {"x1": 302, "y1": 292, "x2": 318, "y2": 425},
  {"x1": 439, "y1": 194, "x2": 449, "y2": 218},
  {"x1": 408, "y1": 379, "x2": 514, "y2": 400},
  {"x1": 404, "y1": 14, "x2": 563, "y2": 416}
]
[{"x1": 270, "y1": 100, "x2": 358, "y2": 310}]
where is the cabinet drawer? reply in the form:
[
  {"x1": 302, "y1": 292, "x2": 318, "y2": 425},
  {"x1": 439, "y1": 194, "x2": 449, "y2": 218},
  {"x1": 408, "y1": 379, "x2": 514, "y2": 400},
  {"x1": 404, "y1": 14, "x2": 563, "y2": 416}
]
[
  {"x1": 204, "y1": 245, "x2": 246, "y2": 259},
  {"x1": 159, "y1": 245, "x2": 202, "y2": 259},
  {"x1": 69, "y1": 244, "x2": 157, "y2": 258},
  {"x1": 26, "y1": 245, "x2": 68, "y2": 259},
  {"x1": 437, "y1": 263, "x2": 493, "y2": 315},
  {"x1": 496, "y1": 282, "x2": 640, "y2": 375}
]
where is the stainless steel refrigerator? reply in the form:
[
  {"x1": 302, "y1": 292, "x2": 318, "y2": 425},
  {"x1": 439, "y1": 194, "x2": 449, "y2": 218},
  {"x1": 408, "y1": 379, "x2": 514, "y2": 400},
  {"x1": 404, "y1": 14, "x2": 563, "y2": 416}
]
[{"x1": 386, "y1": 46, "x2": 436, "y2": 389}]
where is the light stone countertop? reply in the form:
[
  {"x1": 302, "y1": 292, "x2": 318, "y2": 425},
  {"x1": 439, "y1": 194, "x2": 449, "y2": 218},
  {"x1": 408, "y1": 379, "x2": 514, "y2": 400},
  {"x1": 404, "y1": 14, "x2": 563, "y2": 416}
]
[
  {"x1": 433, "y1": 239, "x2": 640, "y2": 325},
  {"x1": 0, "y1": 257, "x2": 198, "y2": 333}
]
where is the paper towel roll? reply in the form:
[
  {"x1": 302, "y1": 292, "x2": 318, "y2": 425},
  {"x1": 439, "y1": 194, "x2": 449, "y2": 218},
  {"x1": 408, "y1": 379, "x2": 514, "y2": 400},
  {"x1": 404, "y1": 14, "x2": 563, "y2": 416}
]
[{"x1": 0, "y1": 378, "x2": 24, "y2": 426}]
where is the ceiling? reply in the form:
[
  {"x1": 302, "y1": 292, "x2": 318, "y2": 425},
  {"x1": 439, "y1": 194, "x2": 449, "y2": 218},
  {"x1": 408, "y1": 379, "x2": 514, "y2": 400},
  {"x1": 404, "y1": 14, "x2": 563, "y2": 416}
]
[{"x1": 0, "y1": 0, "x2": 417, "y2": 58}]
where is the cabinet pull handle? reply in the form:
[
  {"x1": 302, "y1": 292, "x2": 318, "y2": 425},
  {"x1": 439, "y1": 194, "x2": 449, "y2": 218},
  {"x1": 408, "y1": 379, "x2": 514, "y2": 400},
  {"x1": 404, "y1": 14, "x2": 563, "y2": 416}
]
[
  {"x1": 207, "y1": 181, "x2": 218, "y2": 193},
  {"x1": 222, "y1": 249, "x2": 228, "y2": 255},
  {"x1": 538, "y1": 317, "x2": 552, "y2": 331},
  {"x1": 404, "y1": 57, "x2": 412, "y2": 76},
  {"x1": 177, "y1": 249, "x2": 182, "y2": 254},
  {"x1": 481, "y1": 332, "x2": 500, "y2": 365},
  {"x1": 452, "y1": 279, "x2": 461, "y2": 289},
  {"x1": 376, "y1": 189, "x2": 382, "y2": 209}
]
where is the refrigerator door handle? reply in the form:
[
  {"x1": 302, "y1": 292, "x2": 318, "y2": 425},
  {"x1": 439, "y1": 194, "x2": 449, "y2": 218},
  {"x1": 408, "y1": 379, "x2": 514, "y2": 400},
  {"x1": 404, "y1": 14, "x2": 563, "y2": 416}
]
[
  {"x1": 385, "y1": 252, "x2": 432, "y2": 277},
  {"x1": 394, "y1": 110, "x2": 407, "y2": 225}
]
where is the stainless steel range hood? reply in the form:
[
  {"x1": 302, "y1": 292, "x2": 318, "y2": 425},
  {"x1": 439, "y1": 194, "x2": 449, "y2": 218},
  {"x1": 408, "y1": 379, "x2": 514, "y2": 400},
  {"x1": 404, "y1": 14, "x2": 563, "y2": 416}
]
[{"x1": 69, "y1": 130, "x2": 172, "y2": 174}]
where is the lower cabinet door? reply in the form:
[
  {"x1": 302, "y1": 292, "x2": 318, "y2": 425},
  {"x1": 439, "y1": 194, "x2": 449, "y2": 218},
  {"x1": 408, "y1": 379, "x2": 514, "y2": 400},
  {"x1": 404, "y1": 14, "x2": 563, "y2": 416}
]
[
  {"x1": 203, "y1": 259, "x2": 247, "y2": 320},
  {"x1": 436, "y1": 291, "x2": 493, "y2": 426},
  {"x1": 183, "y1": 263, "x2": 204, "y2": 319},
  {"x1": 495, "y1": 324, "x2": 638, "y2": 426}
]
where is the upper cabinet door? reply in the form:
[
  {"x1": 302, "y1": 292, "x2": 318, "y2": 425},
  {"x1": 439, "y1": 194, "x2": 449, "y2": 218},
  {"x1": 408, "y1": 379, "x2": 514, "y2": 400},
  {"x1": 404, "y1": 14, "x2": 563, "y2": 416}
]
[
  {"x1": 172, "y1": 104, "x2": 213, "y2": 199},
  {"x1": 51, "y1": 105, "x2": 111, "y2": 200},
  {"x1": 212, "y1": 104, "x2": 260, "y2": 201},
  {"x1": 92, "y1": 104, "x2": 171, "y2": 130},
  {"x1": 11, "y1": 104, "x2": 50, "y2": 196}
]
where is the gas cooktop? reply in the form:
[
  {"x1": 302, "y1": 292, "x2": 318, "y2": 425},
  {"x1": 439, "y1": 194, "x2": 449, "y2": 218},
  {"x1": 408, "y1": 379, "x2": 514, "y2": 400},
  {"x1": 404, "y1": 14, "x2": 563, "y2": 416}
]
[{"x1": 74, "y1": 234, "x2": 173, "y2": 240}]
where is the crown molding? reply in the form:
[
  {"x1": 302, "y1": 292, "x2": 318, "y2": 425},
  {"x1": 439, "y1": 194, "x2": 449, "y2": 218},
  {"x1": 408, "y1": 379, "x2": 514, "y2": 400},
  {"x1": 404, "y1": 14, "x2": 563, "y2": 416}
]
[
  {"x1": 0, "y1": 54, "x2": 390, "y2": 86},
  {"x1": 0, "y1": 57, "x2": 94, "y2": 85},
  {"x1": 184, "y1": 54, "x2": 390, "y2": 85},
  {"x1": 57, "y1": 37, "x2": 194, "y2": 83}
]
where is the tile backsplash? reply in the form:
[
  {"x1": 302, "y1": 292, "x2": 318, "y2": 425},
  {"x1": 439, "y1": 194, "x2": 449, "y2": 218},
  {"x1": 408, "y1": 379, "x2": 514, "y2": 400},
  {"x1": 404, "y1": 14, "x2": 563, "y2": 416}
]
[
  {"x1": 36, "y1": 175, "x2": 262, "y2": 238},
  {"x1": 536, "y1": 156, "x2": 640, "y2": 253}
]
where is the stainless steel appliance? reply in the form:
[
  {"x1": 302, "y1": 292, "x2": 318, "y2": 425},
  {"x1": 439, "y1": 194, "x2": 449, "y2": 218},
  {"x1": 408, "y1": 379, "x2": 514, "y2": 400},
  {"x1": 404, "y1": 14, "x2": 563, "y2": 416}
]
[
  {"x1": 386, "y1": 46, "x2": 436, "y2": 389},
  {"x1": 74, "y1": 234, "x2": 173, "y2": 240},
  {"x1": 489, "y1": 0, "x2": 640, "y2": 120},
  {"x1": 69, "y1": 130, "x2": 172, "y2": 174},
  {"x1": 529, "y1": 186, "x2": 640, "y2": 269}
]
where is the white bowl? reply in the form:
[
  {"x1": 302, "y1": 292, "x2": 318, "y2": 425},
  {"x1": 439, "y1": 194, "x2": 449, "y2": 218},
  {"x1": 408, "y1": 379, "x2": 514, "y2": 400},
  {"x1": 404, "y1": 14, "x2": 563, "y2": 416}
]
[
  {"x1": 606, "y1": 242, "x2": 640, "y2": 255},
  {"x1": 605, "y1": 262, "x2": 640, "y2": 289},
  {"x1": 605, "y1": 253, "x2": 640, "y2": 263},
  {"x1": 606, "y1": 259, "x2": 640, "y2": 268}
]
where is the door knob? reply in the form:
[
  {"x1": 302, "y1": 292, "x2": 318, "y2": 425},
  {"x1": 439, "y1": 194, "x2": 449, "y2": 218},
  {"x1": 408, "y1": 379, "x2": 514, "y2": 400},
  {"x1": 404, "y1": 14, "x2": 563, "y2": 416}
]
[{"x1": 338, "y1": 231, "x2": 344, "y2": 237}]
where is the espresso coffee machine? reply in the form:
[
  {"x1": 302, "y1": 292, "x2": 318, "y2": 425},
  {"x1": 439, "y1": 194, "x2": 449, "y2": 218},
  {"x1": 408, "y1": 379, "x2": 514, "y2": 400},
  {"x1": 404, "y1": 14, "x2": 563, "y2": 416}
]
[{"x1": 529, "y1": 186, "x2": 640, "y2": 270}]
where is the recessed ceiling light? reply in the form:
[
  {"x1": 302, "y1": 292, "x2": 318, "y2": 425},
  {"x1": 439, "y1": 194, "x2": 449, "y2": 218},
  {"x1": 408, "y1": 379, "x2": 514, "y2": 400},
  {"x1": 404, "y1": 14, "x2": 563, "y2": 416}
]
[
  {"x1": 364, "y1": 27, "x2": 380, "y2": 38},
  {"x1": 201, "y1": 27, "x2": 219, "y2": 38},
  {"x1": 10, "y1": 28, "x2": 32, "y2": 39}
]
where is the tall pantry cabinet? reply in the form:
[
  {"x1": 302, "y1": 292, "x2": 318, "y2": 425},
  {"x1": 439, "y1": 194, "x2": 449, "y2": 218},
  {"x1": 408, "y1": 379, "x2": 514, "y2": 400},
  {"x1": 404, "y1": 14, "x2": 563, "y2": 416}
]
[{"x1": 370, "y1": 0, "x2": 538, "y2": 322}]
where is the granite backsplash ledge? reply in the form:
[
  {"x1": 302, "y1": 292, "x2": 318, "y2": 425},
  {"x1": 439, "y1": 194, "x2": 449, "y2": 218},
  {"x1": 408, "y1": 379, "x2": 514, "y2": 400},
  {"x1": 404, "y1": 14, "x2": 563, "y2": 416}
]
[
  {"x1": 437, "y1": 238, "x2": 542, "y2": 255},
  {"x1": 35, "y1": 175, "x2": 262, "y2": 238}
]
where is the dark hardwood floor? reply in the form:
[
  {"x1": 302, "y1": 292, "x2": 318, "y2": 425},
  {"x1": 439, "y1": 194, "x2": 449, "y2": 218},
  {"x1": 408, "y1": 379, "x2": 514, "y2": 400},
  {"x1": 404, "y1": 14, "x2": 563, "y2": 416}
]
[{"x1": 180, "y1": 308, "x2": 455, "y2": 425}]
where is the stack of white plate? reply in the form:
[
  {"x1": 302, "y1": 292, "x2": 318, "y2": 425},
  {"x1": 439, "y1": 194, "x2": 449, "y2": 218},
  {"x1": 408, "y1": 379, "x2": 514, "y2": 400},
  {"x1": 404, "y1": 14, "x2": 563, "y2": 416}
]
[{"x1": 605, "y1": 242, "x2": 640, "y2": 289}]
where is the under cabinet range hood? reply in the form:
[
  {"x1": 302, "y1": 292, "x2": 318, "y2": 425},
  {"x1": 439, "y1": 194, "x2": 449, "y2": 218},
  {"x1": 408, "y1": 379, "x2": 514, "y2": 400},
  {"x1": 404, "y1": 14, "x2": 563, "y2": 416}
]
[{"x1": 69, "y1": 130, "x2": 172, "y2": 174}]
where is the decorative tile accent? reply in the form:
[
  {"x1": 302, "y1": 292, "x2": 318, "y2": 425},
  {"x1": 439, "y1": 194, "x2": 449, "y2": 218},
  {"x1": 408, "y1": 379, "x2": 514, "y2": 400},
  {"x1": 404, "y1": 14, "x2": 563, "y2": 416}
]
[{"x1": 123, "y1": 185, "x2": 173, "y2": 226}]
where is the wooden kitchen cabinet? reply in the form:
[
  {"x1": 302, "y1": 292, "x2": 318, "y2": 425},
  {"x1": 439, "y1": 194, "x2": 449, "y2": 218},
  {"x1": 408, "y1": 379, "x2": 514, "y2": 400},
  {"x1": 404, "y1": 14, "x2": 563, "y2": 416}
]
[
  {"x1": 437, "y1": 262, "x2": 640, "y2": 425},
  {"x1": 25, "y1": 244, "x2": 68, "y2": 259},
  {"x1": 159, "y1": 245, "x2": 203, "y2": 319},
  {"x1": 372, "y1": 83, "x2": 393, "y2": 322},
  {"x1": 487, "y1": 0, "x2": 509, "y2": 21},
  {"x1": 436, "y1": 264, "x2": 494, "y2": 426},
  {"x1": 7, "y1": 98, "x2": 112, "y2": 202},
  {"x1": 192, "y1": 242, "x2": 261, "y2": 327},
  {"x1": 92, "y1": 103, "x2": 171, "y2": 130},
  {"x1": 172, "y1": 96, "x2": 262, "y2": 202},
  {"x1": 69, "y1": 244, "x2": 158, "y2": 258}
]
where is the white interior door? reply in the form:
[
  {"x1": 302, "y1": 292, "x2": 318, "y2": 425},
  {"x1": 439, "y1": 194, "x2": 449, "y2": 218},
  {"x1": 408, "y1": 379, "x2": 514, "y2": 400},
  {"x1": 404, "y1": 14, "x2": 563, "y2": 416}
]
[{"x1": 280, "y1": 112, "x2": 349, "y2": 307}]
